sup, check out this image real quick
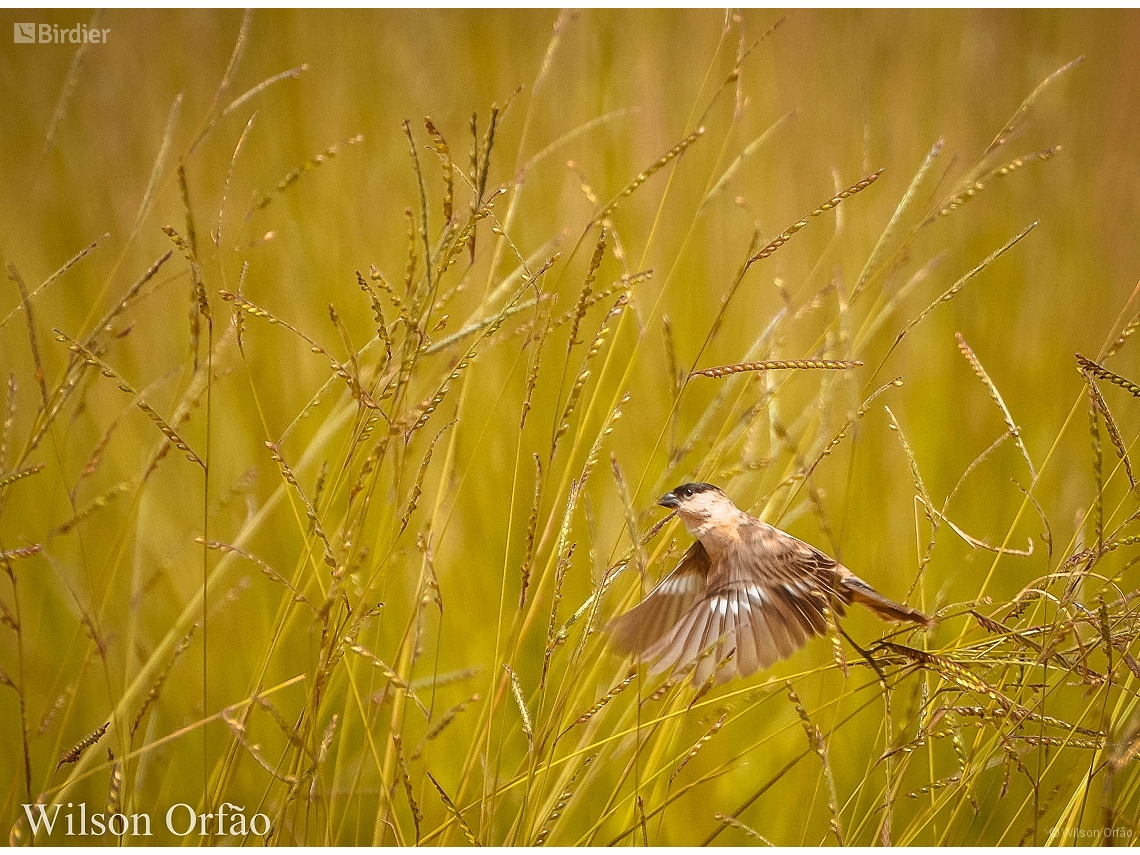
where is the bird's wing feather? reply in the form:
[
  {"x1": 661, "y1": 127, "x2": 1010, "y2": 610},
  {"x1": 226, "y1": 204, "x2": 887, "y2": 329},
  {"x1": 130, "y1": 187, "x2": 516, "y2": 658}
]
[
  {"x1": 605, "y1": 541, "x2": 711, "y2": 655},
  {"x1": 645, "y1": 521, "x2": 849, "y2": 681}
]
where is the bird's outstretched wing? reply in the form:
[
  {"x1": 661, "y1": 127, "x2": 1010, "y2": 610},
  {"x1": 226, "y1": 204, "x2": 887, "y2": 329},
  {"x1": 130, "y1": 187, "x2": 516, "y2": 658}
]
[
  {"x1": 642, "y1": 522, "x2": 849, "y2": 685},
  {"x1": 613, "y1": 520, "x2": 930, "y2": 687},
  {"x1": 606, "y1": 541, "x2": 711, "y2": 655}
]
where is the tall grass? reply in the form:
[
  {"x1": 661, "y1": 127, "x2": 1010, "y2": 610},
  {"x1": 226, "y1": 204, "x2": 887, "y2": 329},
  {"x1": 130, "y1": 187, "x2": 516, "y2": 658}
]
[{"x1": 2, "y1": 8, "x2": 1140, "y2": 846}]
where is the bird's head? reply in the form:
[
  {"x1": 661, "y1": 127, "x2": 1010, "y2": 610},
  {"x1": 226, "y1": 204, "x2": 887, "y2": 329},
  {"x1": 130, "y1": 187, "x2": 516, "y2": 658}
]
[{"x1": 659, "y1": 482, "x2": 741, "y2": 535}]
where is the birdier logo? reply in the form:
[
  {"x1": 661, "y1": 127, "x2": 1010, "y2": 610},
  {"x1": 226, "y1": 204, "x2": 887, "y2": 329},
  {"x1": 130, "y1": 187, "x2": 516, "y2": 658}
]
[{"x1": 13, "y1": 22, "x2": 110, "y2": 44}]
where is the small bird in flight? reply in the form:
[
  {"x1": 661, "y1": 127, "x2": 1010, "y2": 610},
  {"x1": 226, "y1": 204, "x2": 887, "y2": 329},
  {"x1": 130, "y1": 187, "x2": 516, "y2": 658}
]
[{"x1": 607, "y1": 482, "x2": 933, "y2": 686}]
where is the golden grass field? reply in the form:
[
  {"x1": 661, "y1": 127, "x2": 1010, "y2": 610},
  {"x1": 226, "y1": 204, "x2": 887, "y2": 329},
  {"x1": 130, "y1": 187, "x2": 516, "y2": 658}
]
[{"x1": 2, "y1": 7, "x2": 1140, "y2": 846}]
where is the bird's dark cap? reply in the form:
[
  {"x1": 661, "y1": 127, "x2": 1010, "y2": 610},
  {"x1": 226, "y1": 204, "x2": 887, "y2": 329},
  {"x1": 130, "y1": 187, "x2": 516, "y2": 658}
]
[{"x1": 659, "y1": 482, "x2": 721, "y2": 509}]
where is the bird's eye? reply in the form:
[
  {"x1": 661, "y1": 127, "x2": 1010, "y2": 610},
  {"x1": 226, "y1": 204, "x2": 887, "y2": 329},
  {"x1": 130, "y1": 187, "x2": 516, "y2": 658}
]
[{"x1": 681, "y1": 487, "x2": 692, "y2": 497}]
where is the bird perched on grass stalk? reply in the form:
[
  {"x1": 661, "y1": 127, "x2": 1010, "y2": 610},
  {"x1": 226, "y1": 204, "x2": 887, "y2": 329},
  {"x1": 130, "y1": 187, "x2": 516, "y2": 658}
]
[{"x1": 607, "y1": 482, "x2": 933, "y2": 686}]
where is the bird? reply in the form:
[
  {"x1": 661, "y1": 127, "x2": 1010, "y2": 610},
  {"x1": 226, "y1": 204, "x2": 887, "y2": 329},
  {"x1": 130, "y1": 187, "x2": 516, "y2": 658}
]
[{"x1": 606, "y1": 482, "x2": 933, "y2": 686}]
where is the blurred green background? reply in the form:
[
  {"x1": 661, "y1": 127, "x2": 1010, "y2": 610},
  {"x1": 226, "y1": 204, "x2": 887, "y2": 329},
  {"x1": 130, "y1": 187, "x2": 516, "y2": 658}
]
[{"x1": 2, "y1": 8, "x2": 1139, "y2": 846}]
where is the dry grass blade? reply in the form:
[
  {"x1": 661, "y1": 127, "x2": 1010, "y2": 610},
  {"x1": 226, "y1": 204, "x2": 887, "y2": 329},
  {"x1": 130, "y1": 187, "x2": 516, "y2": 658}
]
[
  {"x1": 0, "y1": 235, "x2": 108, "y2": 331},
  {"x1": 670, "y1": 713, "x2": 727, "y2": 785},
  {"x1": 222, "y1": 64, "x2": 308, "y2": 120},
  {"x1": 714, "y1": 813, "x2": 775, "y2": 845},
  {"x1": 1077, "y1": 353, "x2": 1140, "y2": 398},
  {"x1": 223, "y1": 708, "x2": 298, "y2": 784},
  {"x1": 53, "y1": 483, "x2": 130, "y2": 537},
  {"x1": 917, "y1": 497, "x2": 1033, "y2": 556},
  {"x1": 563, "y1": 671, "x2": 636, "y2": 735},
  {"x1": 1, "y1": 374, "x2": 14, "y2": 469},
  {"x1": 246, "y1": 133, "x2": 364, "y2": 218},
  {"x1": 553, "y1": 294, "x2": 628, "y2": 454},
  {"x1": 0, "y1": 544, "x2": 42, "y2": 562},
  {"x1": 884, "y1": 406, "x2": 935, "y2": 531},
  {"x1": 567, "y1": 227, "x2": 607, "y2": 353},
  {"x1": 534, "y1": 754, "x2": 595, "y2": 846},
  {"x1": 905, "y1": 774, "x2": 962, "y2": 799},
  {"x1": 309, "y1": 713, "x2": 339, "y2": 799},
  {"x1": 546, "y1": 271, "x2": 651, "y2": 335},
  {"x1": 426, "y1": 772, "x2": 479, "y2": 845},
  {"x1": 983, "y1": 56, "x2": 1083, "y2": 157},
  {"x1": 84, "y1": 251, "x2": 173, "y2": 352},
  {"x1": 132, "y1": 93, "x2": 182, "y2": 238},
  {"x1": 414, "y1": 693, "x2": 480, "y2": 756},
  {"x1": 542, "y1": 542, "x2": 577, "y2": 685},
  {"x1": 230, "y1": 261, "x2": 250, "y2": 354},
  {"x1": 696, "y1": 14, "x2": 786, "y2": 129},
  {"x1": 424, "y1": 116, "x2": 455, "y2": 223},
  {"x1": 400, "y1": 419, "x2": 455, "y2": 533},
  {"x1": 392, "y1": 733, "x2": 422, "y2": 843},
  {"x1": 702, "y1": 111, "x2": 795, "y2": 209},
  {"x1": 662, "y1": 315, "x2": 681, "y2": 401},
  {"x1": 57, "y1": 721, "x2": 109, "y2": 768},
  {"x1": 106, "y1": 749, "x2": 121, "y2": 816},
  {"x1": 520, "y1": 300, "x2": 554, "y2": 431},
  {"x1": 876, "y1": 642, "x2": 1027, "y2": 717},
  {"x1": 186, "y1": 10, "x2": 253, "y2": 154},
  {"x1": 519, "y1": 454, "x2": 542, "y2": 608},
  {"x1": 0, "y1": 464, "x2": 45, "y2": 490},
  {"x1": 595, "y1": 127, "x2": 705, "y2": 223},
  {"x1": 162, "y1": 222, "x2": 211, "y2": 367},
  {"x1": 1105, "y1": 311, "x2": 1140, "y2": 360},
  {"x1": 409, "y1": 668, "x2": 479, "y2": 692},
  {"x1": 41, "y1": 11, "x2": 102, "y2": 156},
  {"x1": 220, "y1": 291, "x2": 379, "y2": 409},
  {"x1": 7, "y1": 264, "x2": 48, "y2": 408},
  {"x1": 75, "y1": 417, "x2": 118, "y2": 489},
  {"x1": 1083, "y1": 374, "x2": 1137, "y2": 496},
  {"x1": 610, "y1": 453, "x2": 645, "y2": 578},
  {"x1": 196, "y1": 539, "x2": 313, "y2": 608},
  {"x1": 852, "y1": 138, "x2": 943, "y2": 304},
  {"x1": 264, "y1": 441, "x2": 338, "y2": 574},
  {"x1": 55, "y1": 331, "x2": 205, "y2": 469},
  {"x1": 356, "y1": 270, "x2": 393, "y2": 363},
  {"x1": 504, "y1": 664, "x2": 534, "y2": 750},
  {"x1": 691, "y1": 358, "x2": 863, "y2": 379},
  {"x1": 749, "y1": 169, "x2": 883, "y2": 264},
  {"x1": 955, "y1": 332, "x2": 1036, "y2": 480},
  {"x1": 786, "y1": 682, "x2": 843, "y2": 844},
  {"x1": 328, "y1": 305, "x2": 357, "y2": 399},
  {"x1": 824, "y1": 604, "x2": 847, "y2": 676},
  {"x1": 215, "y1": 113, "x2": 257, "y2": 247},
  {"x1": 177, "y1": 162, "x2": 198, "y2": 256},
  {"x1": 1086, "y1": 380, "x2": 1104, "y2": 551},
  {"x1": 345, "y1": 642, "x2": 428, "y2": 717},
  {"x1": 929, "y1": 145, "x2": 1062, "y2": 223},
  {"x1": 402, "y1": 119, "x2": 433, "y2": 298},
  {"x1": 210, "y1": 9, "x2": 251, "y2": 111},
  {"x1": 1004, "y1": 734, "x2": 1103, "y2": 750},
  {"x1": 873, "y1": 222, "x2": 1037, "y2": 377},
  {"x1": 132, "y1": 624, "x2": 198, "y2": 737}
]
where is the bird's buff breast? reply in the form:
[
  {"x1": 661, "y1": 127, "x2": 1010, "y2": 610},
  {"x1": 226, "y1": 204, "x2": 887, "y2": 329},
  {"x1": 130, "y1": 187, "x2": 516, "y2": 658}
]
[{"x1": 688, "y1": 512, "x2": 750, "y2": 559}]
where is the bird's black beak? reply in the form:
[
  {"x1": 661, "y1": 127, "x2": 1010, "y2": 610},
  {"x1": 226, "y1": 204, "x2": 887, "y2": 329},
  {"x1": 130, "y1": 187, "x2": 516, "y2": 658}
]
[{"x1": 658, "y1": 491, "x2": 680, "y2": 509}]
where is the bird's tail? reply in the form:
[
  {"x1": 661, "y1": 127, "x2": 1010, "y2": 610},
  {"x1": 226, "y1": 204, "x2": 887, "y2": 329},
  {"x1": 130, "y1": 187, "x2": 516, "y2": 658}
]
[{"x1": 842, "y1": 574, "x2": 934, "y2": 629}]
